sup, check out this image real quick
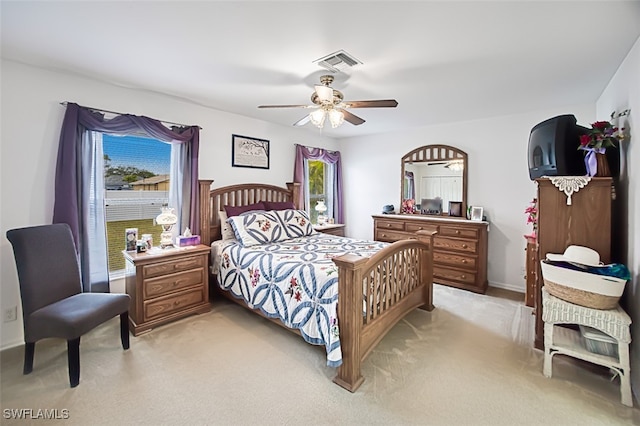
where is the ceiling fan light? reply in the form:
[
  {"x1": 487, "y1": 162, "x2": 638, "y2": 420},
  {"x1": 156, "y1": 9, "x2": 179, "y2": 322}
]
[
  {"x1": 309, "y1": 109, "x2": 326, "y2": 128},
  {"x1": 328, "y1": 109, "x2": 345, "y2": 128}
]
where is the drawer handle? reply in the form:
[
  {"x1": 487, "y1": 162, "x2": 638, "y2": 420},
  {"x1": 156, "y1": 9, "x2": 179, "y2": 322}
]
[
  {"x1": 462, "y1": 244, "x2": 468, "y2": 249},
  {"x1": 461, "y1": 259, "x2": 467, "y2": 264},
  {"x1": 174, "y1": 300, "x2": 181, "y2": 306},
  {"x1": 386, "y1": 224, "x2": 392, "y2": 228},
  {"x1": 382, "y1": 233, "x2": 387, "y2": 237},
  {"x1": 418, "y1": 226, "x2": 423, "y2": 230},
  {"x1": 455, "y1": 230, "x2": 460, "y2": 234},
  {"x1": 461, "y1": 275, "x2": 466, "y2": 279}
]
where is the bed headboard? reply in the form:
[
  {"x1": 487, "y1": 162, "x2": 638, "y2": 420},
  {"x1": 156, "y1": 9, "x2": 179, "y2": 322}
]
[{"x1": 198, "y1": 180, "x2": 301, "y2": 245}]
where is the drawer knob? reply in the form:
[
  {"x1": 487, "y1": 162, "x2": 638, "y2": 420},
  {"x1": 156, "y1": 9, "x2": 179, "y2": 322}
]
[
  {"x1": 455, "y1": 230, "x2": 460, "y2": 234},
  {"x1": 418, "y1": 226, "x2": 423, "y2": 230},
  {"x1": 461, "y1": 275, "x2": 466, "y2": 279},
  {"x1": 386, "y1": 224, "x2": 392, "y2": 228},
  {"x1": 462, "y1": 244, "x2": 468, "y2": 249},
  {"x1": 174, "y1": 300, "x2": 181, "y2": 306},
  {"x1": 462, "y1": 259, "x2": 467, "y2": 264}
]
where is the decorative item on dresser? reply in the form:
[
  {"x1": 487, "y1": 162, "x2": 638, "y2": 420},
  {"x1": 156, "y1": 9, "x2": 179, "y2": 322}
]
[
  {"x1": 372, "y1": 214, "x2": 488, "y2": 294},
  {"x1": 313, "y1": 223, "x2": 345, "y2": 236},
  {"x1": 533, "y1": 176, "x2": 613, "y2": 350},
  {"x1": 198, "y1": 180, "x2": 435, "y2": 392},
  {"x1": 123, "y1": 245, "x2": 211, "y2": 336}
]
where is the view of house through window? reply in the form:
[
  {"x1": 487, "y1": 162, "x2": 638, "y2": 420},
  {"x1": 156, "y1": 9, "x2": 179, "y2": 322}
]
[
  {"x1": 103, "y1": 134, "x2": 171, "y2": 274},
  {"x1": 307, "y1": 160, "x2": 328, "y2": 224}
]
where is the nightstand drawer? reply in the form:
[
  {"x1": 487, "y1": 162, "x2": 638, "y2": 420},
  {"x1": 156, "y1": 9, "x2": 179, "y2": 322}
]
[
  {"x1": 434, "y1": 266, "x2": 476, "y2": 285},
  {"x1": 433, "y1": 252, "x2": 477, "y2": 270},
  {"x1": 143, "y1": 255, "x2": 205, "y2": 279},
  {"x1": 144, "y1": 288, "x2": 205, "y2": 321},
  {"x1": 439, "y1": 226, "x2": 479, "y2": 239},
  {"x1": 144, "y1": 268, "x2": 204, "y2": 298},
  {"x1": 433, "y1": 236, "x2": 478, "y2": 254}
]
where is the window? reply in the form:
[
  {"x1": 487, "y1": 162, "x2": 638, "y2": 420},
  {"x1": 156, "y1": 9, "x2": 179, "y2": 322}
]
[
  {"x1": 103, "y1": 134, "x2": 171, "y2": 275},
  {"x1": 306, "y1": 159, "x2": 334, "y2": 224}
]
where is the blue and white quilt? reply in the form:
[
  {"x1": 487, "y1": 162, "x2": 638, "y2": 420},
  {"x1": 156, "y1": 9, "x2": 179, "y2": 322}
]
[{"x1": 216, "y1": 229, "x2": 386, "y2": 367}]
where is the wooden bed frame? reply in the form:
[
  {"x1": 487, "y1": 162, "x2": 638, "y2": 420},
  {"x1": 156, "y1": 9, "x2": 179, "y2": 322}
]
[{"x1": 198, "y1": 180, "x2": 435, "y2": 392}]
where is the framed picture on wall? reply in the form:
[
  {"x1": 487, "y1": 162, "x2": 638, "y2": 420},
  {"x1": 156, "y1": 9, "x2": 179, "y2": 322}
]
[
  {"x1": 232, "y1": 134, "x2": 270, "y2": 169},
  {"x1": 470, "y1": 206, "x2": 484, "y2": 221}
]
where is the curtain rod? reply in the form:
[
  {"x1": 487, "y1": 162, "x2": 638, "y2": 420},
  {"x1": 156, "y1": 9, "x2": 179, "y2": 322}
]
[{"x1": 60, "y1": 102, "x2": 202, "y2": 129}]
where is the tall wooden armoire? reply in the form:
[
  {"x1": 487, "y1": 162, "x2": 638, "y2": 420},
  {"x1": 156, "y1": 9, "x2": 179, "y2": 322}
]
[{"x1": 533, "y1": 177, "x2": 613, "y2": 350}]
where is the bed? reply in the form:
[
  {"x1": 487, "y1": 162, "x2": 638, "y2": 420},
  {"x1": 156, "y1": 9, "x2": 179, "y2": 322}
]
[{"x1": 198, "y1": 180, "x2": 435, "y2": 392}]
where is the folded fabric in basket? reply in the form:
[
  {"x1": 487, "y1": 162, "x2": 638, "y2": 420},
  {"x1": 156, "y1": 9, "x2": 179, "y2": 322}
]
[{"x1": 545, "y1": 260, "x2": 630, "y2": 281}]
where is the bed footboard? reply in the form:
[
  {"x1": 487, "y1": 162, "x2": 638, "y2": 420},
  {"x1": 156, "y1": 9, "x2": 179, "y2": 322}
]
[{"x1": 331, "y1": 233, "x2": 434, "y2": 392}]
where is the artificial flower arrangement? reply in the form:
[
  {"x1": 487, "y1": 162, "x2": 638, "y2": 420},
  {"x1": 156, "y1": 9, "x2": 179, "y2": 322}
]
[
  {"x1": 578, "y1": 110, "x2": 630, "y2": 176},
  {"x1": 524, "y1": 198, "x2": 537, "y2": 236}
]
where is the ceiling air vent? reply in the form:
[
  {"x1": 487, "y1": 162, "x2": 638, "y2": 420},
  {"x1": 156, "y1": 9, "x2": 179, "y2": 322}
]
[{"x1": 313, "y1": 50, "x2": 362, "y2": 73}]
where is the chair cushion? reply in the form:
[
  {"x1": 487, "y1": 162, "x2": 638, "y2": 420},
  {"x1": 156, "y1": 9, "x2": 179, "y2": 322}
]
[{"x1": 25, "y1": 293, "x2": 130, "y2": 342}]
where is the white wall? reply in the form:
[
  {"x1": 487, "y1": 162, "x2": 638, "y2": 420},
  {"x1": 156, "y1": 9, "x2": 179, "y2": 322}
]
[
  {"x1": 597, "y1": 35, "x2": 640, "y2": 400},
  {"x1": 338, "y1": 105, "x2": 596, "y2": 291},
  {"x1": 0, "y1": 60, "x2": 337, "y2": 350}
]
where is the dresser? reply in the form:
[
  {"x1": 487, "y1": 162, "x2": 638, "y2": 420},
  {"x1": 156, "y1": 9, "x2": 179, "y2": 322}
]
[
  {"x1": 533, "y1": 177, "x2": 613, "y2": 350},
  {"x1": 123, "y1": 245, "x2": 211, "y2": 336},
  {"x1": 524, "y1": 234, "x2": 537, "y2": 307},
  {"x1": 372, "y1": 214, "x2": 489, "y2": 293}
]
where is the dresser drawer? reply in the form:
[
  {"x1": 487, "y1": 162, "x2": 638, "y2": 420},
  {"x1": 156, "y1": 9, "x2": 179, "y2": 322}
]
[
  {"x1": 144, "y1": 287, "x2": 205, "y2": 321},
  {"x1": 406, "y1": 223, "x2": 438, "y2": 233},
  {"x1": 143, "y1": 255, "x2": 205, "y2": 279},
  {"x1": 434, "y1": 266, "x2": 476, "y2": 285},
  {"x1": 144, "y1": 268, "x2": 204, "y2": 298},
  {"x1": 433, "y1": 251, "x2": 477, "y2": 270},
  {"x1": 376, "y1": 220, "x2": 405, "y2": 231},
  {"x1": 375, "y1": 229, "x2": 411, "y2": 242},
  {"x1": 439, "y1": 226, "x2": 479, "y2": 239},
  {"x1": 433, "y1": 236, "x2": 478, "y2": 254}
]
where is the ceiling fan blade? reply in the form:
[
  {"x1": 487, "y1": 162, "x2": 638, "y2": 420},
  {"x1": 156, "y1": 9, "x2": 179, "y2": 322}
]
[
  {"x1": 258, "y1": 104, "x2": 312, "y2": 109},
  {"x1": 293, "y1": 115, "x2": 311, "y2": 127},
  {"x1": 314, "y1": 85, "x2": 333, "y2": 103},
  {"x1": 344, "y1": 100, "x2": 398, "y2": 108},
  {"x1": 341, "y1": 109, "x2": 365, "y2": 126}
]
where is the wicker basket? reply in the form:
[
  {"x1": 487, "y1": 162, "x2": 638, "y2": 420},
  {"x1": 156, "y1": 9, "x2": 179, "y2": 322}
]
[{"x1": 543, "y1": 279, "x2": 620, "y2": 310}]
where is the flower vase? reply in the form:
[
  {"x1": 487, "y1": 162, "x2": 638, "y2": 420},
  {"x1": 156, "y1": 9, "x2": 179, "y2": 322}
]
[{"x1": 595, "y1": 152, "x2": 611, "y2": 177}]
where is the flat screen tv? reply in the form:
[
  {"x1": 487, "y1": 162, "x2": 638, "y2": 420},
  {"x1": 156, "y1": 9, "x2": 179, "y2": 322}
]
[{"x1": 527, "y1": 114, "x2": 588, "y2": 180}]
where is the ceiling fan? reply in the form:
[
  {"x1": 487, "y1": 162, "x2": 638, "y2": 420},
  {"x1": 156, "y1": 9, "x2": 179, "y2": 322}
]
[{"x1": 258, "y1": 75, "x2": 398, "y2": 128}]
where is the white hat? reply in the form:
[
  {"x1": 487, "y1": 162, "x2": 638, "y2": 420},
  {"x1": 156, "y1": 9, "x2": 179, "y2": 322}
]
[{"x1": 546, "y1": 245, "x2": 604, "y2": 267}]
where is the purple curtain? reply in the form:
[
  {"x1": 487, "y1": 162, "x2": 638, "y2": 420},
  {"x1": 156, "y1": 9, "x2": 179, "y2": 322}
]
[
  {"x1": 53, "y1": 103, "x2": 200, "y2": 291},
  {"x1": 404, "y1": 171, "x2": 415, "y2": 200},
  {"x1": 293, "y1": 144, "x2": 344, "y2": 223}
]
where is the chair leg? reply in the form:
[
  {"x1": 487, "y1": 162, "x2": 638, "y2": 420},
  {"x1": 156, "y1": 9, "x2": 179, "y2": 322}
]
[
  {"x1": 23, "y1": 342, "x2": 35, "y2": 375},
  {"x1": 67, "y1": 337, "x2": 81, "y2": 388},
  {"x1": 120, "y1": 312, "x2": 130, "y2": 350}
]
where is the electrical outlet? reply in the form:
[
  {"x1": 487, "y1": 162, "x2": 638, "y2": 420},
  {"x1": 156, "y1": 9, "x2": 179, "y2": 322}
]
[{"x1": 3, "y1": 306, "x2": 17, "y2": 322}]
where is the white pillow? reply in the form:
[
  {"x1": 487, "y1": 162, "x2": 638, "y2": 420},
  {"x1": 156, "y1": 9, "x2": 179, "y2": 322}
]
[{"x1": 219, "y1": 210, "x2": 236, "y2": 241}]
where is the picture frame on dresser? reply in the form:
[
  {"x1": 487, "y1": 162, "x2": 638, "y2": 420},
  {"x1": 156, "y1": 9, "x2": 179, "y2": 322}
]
[
  {"x1": 470, "y1": 206, "x2": 484, "y2": 221},
  {"x1": 449, "y1": 201, "x2": 463, "y2": 217}
]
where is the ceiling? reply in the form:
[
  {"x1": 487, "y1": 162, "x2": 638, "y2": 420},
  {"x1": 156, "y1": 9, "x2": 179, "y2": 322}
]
[{"x1": 2, "y1": 1, "x2": 640, "y2": 139}]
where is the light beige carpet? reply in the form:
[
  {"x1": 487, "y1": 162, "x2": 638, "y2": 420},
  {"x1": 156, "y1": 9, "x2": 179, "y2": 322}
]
[{"x1": 1, "y1": 285, "x2": 638, "y2": 425}]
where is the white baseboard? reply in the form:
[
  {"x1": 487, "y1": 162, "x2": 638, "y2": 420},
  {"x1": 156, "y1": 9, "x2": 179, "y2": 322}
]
[{"x1": 489, "y1": 281, "x2": 525, "y2": 294}]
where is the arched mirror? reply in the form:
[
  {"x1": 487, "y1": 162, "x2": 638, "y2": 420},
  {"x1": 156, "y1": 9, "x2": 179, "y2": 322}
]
[{"x1": 401, "y1": 144, "x2": 468, "y2": 216}]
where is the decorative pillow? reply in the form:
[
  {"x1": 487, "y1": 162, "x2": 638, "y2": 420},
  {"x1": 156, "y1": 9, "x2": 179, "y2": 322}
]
[
  {"x1": 275, "y1": 209, "x2": 315, "y2": 239},
  {"x1": 228, "y1": 210, "x2": 288, "y2": 247},
  {"x1": 263, "y1": 201, "x2": 296, "y2": 211},
  {"x1": 224, "y1": 202, "x2": 266, "y2": 218},
  {"x1": 218, "y1": 210, "x2": 236, "y2": 241}
]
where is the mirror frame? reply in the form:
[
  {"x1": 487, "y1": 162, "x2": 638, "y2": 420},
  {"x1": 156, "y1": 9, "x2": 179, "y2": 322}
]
[{"x1": 401, "y1": 144, "x2": 468, "y2": 216}]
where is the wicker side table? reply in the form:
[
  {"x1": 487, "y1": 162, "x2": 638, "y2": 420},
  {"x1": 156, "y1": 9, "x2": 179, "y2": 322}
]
[{"x1": 542, "y1": 287, "x2": 632, "y2": 406}]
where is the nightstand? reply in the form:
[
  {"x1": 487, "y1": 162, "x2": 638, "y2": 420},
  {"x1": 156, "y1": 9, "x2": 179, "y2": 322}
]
[
  {"x1": 313, "y1": 223, "x2": 345, "y2": 236},
  {"x1": 123, "y1": 244, "x2": 211, "y2": 336}
]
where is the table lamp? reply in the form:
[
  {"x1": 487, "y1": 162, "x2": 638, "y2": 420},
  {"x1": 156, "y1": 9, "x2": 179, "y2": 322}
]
[
  {"x1": 315, "y1": 200, "x2": 328, "y2": 225},
  {"x1": 155, "y1": 205, "x2": 178, "y2": 248}
]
